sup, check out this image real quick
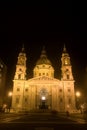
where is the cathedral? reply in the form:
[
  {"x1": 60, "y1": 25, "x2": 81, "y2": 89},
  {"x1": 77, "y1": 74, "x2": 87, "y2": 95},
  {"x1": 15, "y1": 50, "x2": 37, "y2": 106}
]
[{"x1": 12, "y1": 45, "x2": 76, "y2": 112}]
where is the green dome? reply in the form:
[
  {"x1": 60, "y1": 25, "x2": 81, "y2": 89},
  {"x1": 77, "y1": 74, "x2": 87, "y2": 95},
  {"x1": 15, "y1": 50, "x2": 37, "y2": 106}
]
[{"x1": 36, "y1": 48, "x2": 51, "y2": 65}]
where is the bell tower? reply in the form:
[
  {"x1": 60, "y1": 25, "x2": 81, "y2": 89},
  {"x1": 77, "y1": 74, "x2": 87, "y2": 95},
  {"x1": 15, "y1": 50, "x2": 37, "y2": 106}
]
[
  {"x1": 12, "y1": 45, "x2": 27, "y2": 111},
  {"x1": 61, "y1": 44, "x2": 76, "y2": 112},
  {"x1": 61, "y1": 44, "x2": 73, "y2": 80},
  {"x1": 14, "y1": 45, "x2": 27, "y2": 80}
]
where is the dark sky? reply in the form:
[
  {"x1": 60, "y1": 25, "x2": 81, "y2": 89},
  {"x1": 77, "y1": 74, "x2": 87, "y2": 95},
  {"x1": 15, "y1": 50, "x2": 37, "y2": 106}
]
[{"x1": 0, "y1": 5, "x2": 87, "y2": 96}]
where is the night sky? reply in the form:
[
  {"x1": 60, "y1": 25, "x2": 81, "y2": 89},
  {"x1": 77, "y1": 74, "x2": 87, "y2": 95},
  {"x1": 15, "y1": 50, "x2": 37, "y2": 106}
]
[{"x1": 0, "y1": 5, "x2": 87, "y2": 96}]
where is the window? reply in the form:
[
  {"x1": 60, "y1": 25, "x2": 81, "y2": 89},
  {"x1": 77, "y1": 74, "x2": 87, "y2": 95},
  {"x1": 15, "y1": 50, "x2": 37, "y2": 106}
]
[
  {"x1": 39, "y1": 73, "x2": 41, "y2": 76},
  {"x1": 40, "y1": 88, "x2": 47, "y2": 95},
  {"x1": 66, "y1": 69, "x2": 69, "y2": 72},
  {"x1": 16, "y1": 98, "x2": 19, "y2": 104},
  {"x1": 43, "y1": 73, "x2": 45, "y2": 75},
  {"x1": 17, "y1": 88, "x2": 20, "y2": 91},
  {"x1": 59, "y1": 89, "x2": 62, "y2": 92},
  {"x1": 68, "y1": 89, "x2": 70, "y2": 92},
  {"x1": 67, "y1": 74, "x2": 69, "y2": 79},
  {"x1": 19, "y1": 68, "x2": 22, "y2": 71},
  {"x1": 25, "y1": 88, "x2": 28, "y2": 92},
  {"x1": 18, "y1": 74, "x2": 21, "y2": 79}
]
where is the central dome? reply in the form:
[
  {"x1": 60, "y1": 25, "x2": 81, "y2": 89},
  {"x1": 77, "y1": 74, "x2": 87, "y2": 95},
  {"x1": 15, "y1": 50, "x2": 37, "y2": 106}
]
[{"x1": 36, "y1": 48, "x2": 51, "y2": 65}]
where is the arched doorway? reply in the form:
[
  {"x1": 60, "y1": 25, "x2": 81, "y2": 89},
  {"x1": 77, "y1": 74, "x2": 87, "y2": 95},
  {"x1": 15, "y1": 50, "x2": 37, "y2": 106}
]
[{"x1": 39, "y1": 88, "x2": 48, "y2": 109}]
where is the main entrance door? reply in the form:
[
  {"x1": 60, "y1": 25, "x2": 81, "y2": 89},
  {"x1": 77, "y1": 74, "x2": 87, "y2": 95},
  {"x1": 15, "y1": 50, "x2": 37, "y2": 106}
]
[
  {"x1": 39, "y1": 89, "x2": 48, "y2": 109},
  {"x1": 39, "y1": 96, "x2": 48, "y2": 109}
]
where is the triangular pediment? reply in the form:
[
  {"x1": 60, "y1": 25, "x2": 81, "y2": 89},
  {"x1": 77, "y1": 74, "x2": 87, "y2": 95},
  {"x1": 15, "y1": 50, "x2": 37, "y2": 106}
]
[{"x1": 27, "y1": 76, "x2": 60, "y2": 84}]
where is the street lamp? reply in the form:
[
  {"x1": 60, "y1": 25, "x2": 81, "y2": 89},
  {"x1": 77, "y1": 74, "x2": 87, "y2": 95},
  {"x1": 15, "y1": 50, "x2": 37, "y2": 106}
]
[
  {"x1": 76, "y1": 91, "x2": 81, "y2": 110},
  {"x1": 8, "y1": 92, "x2": 12, "y2": 97},
  {"x1": 8, "y1": 92, "x2": 12, "y2": 112},
  {"x1": 76, "y1": 91, "x2": 81, "y2": 97}
]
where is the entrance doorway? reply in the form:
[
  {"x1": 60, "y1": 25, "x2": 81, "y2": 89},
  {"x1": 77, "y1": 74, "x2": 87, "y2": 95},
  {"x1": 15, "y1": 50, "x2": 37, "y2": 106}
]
[{"x1": 39, "y1": 96, "x2": 48, "y2": 109}]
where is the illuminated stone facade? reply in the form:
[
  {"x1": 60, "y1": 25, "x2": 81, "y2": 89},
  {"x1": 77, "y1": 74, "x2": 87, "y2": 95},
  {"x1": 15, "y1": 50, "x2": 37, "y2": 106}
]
[{"x1": 12, "y1": 45, "x2": 76, "y2": 112}]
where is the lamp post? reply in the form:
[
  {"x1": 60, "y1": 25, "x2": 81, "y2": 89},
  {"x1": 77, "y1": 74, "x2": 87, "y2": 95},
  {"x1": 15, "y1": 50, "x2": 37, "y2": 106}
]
[
  {"x1": 8, "y1": 92, "x2": 12, "y2": 112},
  {"x1": 76, "y1": 91, "x2": 81, "y2": 110}
]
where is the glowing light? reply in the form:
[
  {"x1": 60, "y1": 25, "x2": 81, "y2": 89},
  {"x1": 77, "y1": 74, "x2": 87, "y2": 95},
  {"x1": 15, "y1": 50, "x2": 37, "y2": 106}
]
[
  {"x1": 8, "y1": 92, "x2": 12, "y2": 96},
  {"x1": 76, "y1": 91, "x2": 81, "y2": 97},
  {"x1": 41, "y1": 96, "x2": 46, "y2": 100}
]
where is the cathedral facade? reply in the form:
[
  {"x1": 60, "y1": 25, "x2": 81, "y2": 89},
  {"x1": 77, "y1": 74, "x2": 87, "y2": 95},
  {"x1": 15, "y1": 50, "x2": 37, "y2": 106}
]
[{"x1": 12, "y1": 45, "x2": 76, "y2": 112}]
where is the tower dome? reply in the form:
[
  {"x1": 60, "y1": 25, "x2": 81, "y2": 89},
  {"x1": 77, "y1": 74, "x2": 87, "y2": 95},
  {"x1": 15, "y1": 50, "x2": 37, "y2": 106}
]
[{"x1": 36, "y1": 47, "x2": 51, "y2": 65}]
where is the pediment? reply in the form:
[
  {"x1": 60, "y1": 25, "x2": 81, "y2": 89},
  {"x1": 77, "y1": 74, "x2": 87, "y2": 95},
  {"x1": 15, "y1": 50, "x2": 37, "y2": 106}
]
[{"x1": 28, "y1": 76, "x2": 60, "y2": 84}]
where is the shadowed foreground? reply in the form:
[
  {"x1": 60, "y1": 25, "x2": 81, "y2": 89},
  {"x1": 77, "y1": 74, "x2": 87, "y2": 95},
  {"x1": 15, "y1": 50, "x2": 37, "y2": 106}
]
[{"x1": 0, "y1": 112, "x2": 87, "y2": 130}]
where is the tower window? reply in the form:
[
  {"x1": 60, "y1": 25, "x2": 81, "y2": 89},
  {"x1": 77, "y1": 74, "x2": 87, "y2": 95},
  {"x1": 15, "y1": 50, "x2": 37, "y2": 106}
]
[
  {"x1": 43, "y1": 73, "x2": 45, "y2": 75},
  {"x1": 18, "y1": 74, "x2": 21, "y2": 79},
  {"x1": 19, "y1": 68, "x2": 22, "y2": 71},
  {"x1": 66, "y1": 69, "x2": 69, "y2": 71},
  {"x1": 67, "y1": 75, "x2": 69, "y2": 79},
  {"x1": 17, "y1": 88, "x2": 20, "y2": 91}
]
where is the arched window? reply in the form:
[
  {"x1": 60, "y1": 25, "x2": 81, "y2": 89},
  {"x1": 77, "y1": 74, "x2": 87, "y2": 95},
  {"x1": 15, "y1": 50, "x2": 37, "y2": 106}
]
[
  {"x1": 18, "y1": 74, "x2": 21, "y2": 79},
  {"x1": 67, "y1": 74, "x2": 69, "y2": 79},
  {"x1": 17, "y1": 88, "x2": 20, "y2": 91}
]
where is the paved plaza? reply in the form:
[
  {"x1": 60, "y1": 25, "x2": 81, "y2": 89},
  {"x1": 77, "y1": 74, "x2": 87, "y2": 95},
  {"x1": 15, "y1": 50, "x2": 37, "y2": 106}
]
[{"x1": 0, "y1": 112, "x2": 87, "y2": 130}]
